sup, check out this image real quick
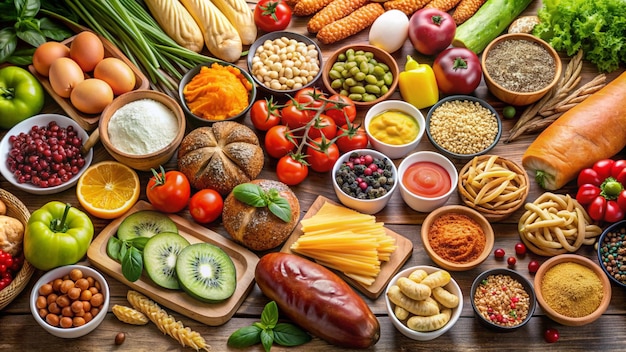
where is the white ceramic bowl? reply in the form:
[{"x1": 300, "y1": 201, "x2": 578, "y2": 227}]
[
  {"x1": 397, "y1": 151, "x2": 458, "y2": 212},
  {"x1": 385, "y1": 265, "x2": 463, "y2": 341},
  {"x1": 0, "y1": 114, "x2": 93, "y2": 195},
  {"x1": 364, "y1": 100, "x2": 425, "y2": 159},
  {"x1": 30, "y1": 265, "x2": 110, "y2": 338},
  {"x1": 331, "y1": 148, "x2": 398, "y2": 214}
]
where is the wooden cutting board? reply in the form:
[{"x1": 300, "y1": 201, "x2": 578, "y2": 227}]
[
  {"x1": 281, "y1": 196, "x2": 413, "y2": 299},
  {"x1": 87, "y1": 201, "x2": 259, "y2": 326}
]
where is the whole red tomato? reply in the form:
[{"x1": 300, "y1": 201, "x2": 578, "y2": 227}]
[
  {"x1": 408, "y1": 8, "x2": 456, "y2": 56},
  {"x1": 307, "y1": 114, "x2": 337, "y2": 140},
  {"x1": 254, "y1": 0, "x2": 292, "y2": 32},
  {"x1": 277, "y1": 154, "x2": 308, "y2": 185},
  {"x1": 250, "y1": 97, "x2": 281, "y2": 131},
  {"x1": 306, "y1": 137, "x2": 339, "y2": 173},
  {"x1": 146, "y1": 167, "x2": 191, "y2": 213},
  {"x1": 264, "y1": 125, "x2": 296, "y2": 159},
  {"x1": 294, "y1": 87, "x2": 326, "y2": 109},
  {"x1": 281, "y1": 100, "x2": 313, "y2": 129},
  {"x1": 336, "y1": 123, "x2": 368, "y2": 153},
  {"x1": 324, "y1": 94, "x2": 356, "y2": 126},
  {"x1": 433, "y1": 47, "x2": 482, "y2": 95},
  {"x1": 189, "y1": 189, "x2": 223, "y2": 224}
]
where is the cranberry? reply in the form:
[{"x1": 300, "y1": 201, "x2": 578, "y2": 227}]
[
  {"x1": 544, "y1": 328, "x2": 559, "y2": 343},
  {"x1": 528, "y1": 260, "x2": 540, "y2": 273},
  {"x1": 507, "y1": 256, "x2": 516, "y2": 266},
  {"x1": 494, "y1": 248, "x2": 505, "y2": 258},
  {"x1": 515, "y1": 242, "x2": 527, "y2": 255}
]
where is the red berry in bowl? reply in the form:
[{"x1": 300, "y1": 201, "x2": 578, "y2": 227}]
[
  {"x1": 514, "y1": 242, "x2": 527, "y2": 255},
  {"x1": 494, "y1": 248, "x2": 505, "y2": 258}
]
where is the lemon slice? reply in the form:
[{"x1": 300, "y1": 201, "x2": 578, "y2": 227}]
[{"x1": 77, "y1": 161, "x2": 140, "y2": 219}]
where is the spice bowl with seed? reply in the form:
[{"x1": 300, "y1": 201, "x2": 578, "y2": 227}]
[
  {"x1": 426, "y1": 95, "x2": 502, "y2": 160},
  {"x1": 364, "y1": 100, "x2": 425, "y2": 159},
  {"x1": 421, "y1": 205, "x2": 494, "y2": 271},
  {"x1": 534, "y1": 254, "x2": 611, "y2": 326},
  {"x1": 482, "y1": 33, "x2": 562, "y2": 106},
  {"x1": 470, "y1": 268, "x2": 536, "y2": 332},
  {"x1": 247, "y1": 31, "x2": 322, "y2": 96},
  {"x1": 179, "y1": 61, "x2": 256, "y2": 126},
  {"x1": 331, "y1": 149, "x2": 398, "y2": 215},
  {"x1": 597, "y1": 220, "x2": 626, "y2": 289}
]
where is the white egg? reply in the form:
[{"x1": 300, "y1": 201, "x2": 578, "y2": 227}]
[{"x1": 369, "y1": 10, "x2": 409, "y2": 53}]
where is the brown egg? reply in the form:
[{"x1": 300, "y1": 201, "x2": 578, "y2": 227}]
[
  {"x1": 32, "y1": 42, "x2": 70, "y2": 77},
  {"x1": 70, "y1": 78, "x2": 114, "y2": 114},
  {"x1": 94, "y1": 58, "x2": 136, "y2": 95},
  {"x1": 70, "y1": 31, "x2": 104, "y2": 72},
  {"x1": 49, "y1": 57, "x2": 85, "y2": 98}
]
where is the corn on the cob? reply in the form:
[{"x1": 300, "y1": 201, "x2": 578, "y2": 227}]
[
  {"x1": 317, "y1": 2, "x2": 385, "y2": 44},
  {"x1": 383, "y1": 0, "x2": 431, "y2": 16},
  {"x1": 284, "y1": 0, "x2": 302, "y2": 7},
  {"x1": 112, "y1": 304, "x2": 150, "y2": 325},
  {"x1": 307, "y1": 0, "x2": 369, "y2": 34},
  {"x1": 425, "y1": 0, "x2": 462, "y2": 12},
  {"x1": 293, "y1": 0, "x2": 336, "y2": 16},
  {"x1": 452, "y1": 0, "x2": 486, "y2": 24},
  {"x1": 143, "y1": 0, "x2": 204, "y2": 53}
]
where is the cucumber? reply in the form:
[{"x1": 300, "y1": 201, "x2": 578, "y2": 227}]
[{"x1": 451, "y1": 0, "x2": 534, "y2": 54}]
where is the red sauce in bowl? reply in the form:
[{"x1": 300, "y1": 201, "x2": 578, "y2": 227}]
[{"x1": 402, "y1": 161, "x2": 451, "y2": 198}]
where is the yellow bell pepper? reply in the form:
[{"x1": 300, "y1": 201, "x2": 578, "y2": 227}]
[{"x1": 398, "y1": 55, "x2": 439, "y2": 109}]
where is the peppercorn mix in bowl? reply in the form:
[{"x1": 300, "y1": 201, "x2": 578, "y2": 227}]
[
  {"x1": 331, "y1": 149, "x2": 398, "y2": 215},
  {"x1": 597, "y1": 220, "x2": 626, "y2": 289},
  {"x1": 470, "y1": 268, "x2": 536, "y2": 332},
  {"x1": 482, "y1": 33, "x2": 562, "y2": 106},
  {"x1": 426, "y1": 95, "x2": 502, "y2": 160},
  {"x1": 534, "y1": 254, "x2": 611, "y2": 326},
  {"x1": 421, "y1": 205, "x2": 494, "y2": 271},
  {"x1": 364, "y1": 100, "x2": 425, "y2": 159},
  {"x1": 385, "y1": 265, "x2": 463, "y2": 341}
]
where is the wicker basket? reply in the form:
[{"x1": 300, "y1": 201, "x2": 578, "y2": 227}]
[
  {"x1": 0, "y1": 188, "x2": 35, "y2": 310},
  {"x1": 458, "y1": 155, "x2": 530, "y2": 222}
]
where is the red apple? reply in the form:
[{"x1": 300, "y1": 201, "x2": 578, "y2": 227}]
[{"x1": 408, "y1": 8, "x2": 456, "y2": 56}]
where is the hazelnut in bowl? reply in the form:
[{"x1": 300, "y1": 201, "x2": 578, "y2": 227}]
[
  {"x1": 397, "y1": 151, "x2": 458, "y2": 213},
  {"x1": 364, "y1": 100, "x2": 425, "y2": 159},
  {"x1": 426, "y1": 95, "x2": 502, "y2": 160},
  {"x1": 99, "y1": 89, "x2": 185, "y2": 171},
  {"x1": 470, "y1": 268, "x2": 536, "y2": 332},
  {"x1": 179, "y1": 61, "x2": 256, "y2": 125},
  {"x1": 332, "y1": 149, "x2": 398, "y2": 215},
  {"x1": 385, "y1": 265, "x2": 463, "y2": 341},
  {"x1": 482, "y1": 33, "x2": 562, "y2": 106},
  {"x1": 247, "y1": 31, "x2": 322, "y2": 95},
  {"x1": 30, "y1": 264, "x2": 110, "y2": 338},
  {"x1": 597, "y1": 220, "x2": 626, "y2": 289},
  {"x1": 534, "y1": 254, "x2": 611, "y2": 326},
  {"x1": 421, "y1": 205, "x2": 494, "y2": 271},
  {"x1": 322, "y1": 44, "x2": 399, "y2": 109}
]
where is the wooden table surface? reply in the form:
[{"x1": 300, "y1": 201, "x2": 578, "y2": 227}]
[{"x1": 2, "y1": 0, "x2": 626, "y2": 350}]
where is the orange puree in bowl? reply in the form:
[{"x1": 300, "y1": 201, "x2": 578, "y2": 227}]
[{"x1": 402, "y1": 161, "x2": 450, "y2": 197}]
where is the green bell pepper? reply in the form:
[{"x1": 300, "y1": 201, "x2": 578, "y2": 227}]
[
  {"x1": 0, "y1": 66, "x2": 44, "y2": 129},
  {"x1": 24, "y1": 202, "x2": 94, "y2": 271}
]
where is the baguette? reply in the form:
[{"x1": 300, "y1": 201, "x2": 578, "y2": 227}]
[{"x1": 522, "y1": 71, "x2": 626, "y2": 190}]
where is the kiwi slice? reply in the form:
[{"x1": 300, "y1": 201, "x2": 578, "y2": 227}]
[
  {"x1": 176, "y1": 243, "x2": 237, "y2": 302},
  {"x1": 143, "y1": 232, "x2": 190, "y2": 290},
  {"x1": 117, "y1": 210, "x2": 178, "y2": 241}
]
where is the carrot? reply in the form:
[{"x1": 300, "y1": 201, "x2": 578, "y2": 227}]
[{"x1": 522, "y1": 72, "x2": 626, "y2": 190}]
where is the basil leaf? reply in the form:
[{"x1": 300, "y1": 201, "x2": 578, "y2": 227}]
[
  {"x1": 260, "y1": 328, "x2": 274, "y2": 352},
  {"x1": 0, "y1": 28, "x2": 17, "y2": 63},
  {"x1": 227, "y1": 325, "x2": 262, "y2": 347},
  {"x1": 39, "y1": 17, "x2": 72, "y2": 40},
  {"x1": 273, "y1": 323, "x2": 311, "y2": 347},
  {"x1": 268, "y1": 197, "x2": 292, "y2": 223},
  {"x1": 261, "y1": 301, "x2": 279, "y2": 329},
  {"x1": 15, "y1": 0, "x2": 40, "y2": 19},
  {"x1": 233, "y1": 183, "x2": 267, "y2": 207},
  {"x1": 121, "y1": 247, "x2": 143, "y2": 282},
  {"x1": 6, "y1": 49, "x2": 33, "y2": 65},
  {"x1": 128, "y1": 236, "x2": 150, "y2": 251},
  {"x1": 106, "y1": 236, "x2": 122, "y2": 261},
  {"x1": 16, "y1": 27, "x2": 45, "y2": 47},
  {"x1": 119, "y1": 243, "x2": 128, "y2": 263}
]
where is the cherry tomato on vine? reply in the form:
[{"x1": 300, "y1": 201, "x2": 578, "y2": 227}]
[
  {"x1": 146, "y1": 166, "x2": 191, "y2": 213},
  {"x1": 336, "y1": 123, "x2": 368, "y2": 153},
  {"x1": 307, "y1": 114, "x2": 337, "y2": 140},
  {"x1": 281, "y1": 100, "x2": 313, "y2": 129},
  {"x1": 294, "y1": 87, "x2": 326, "y2": 109},
  {"x1": 324, "y1": 94, "x2": 356, "y2": 126},
  {"x1": 265, "y1": 125, "x2": 296, "y2": 159},
  {"x1": 253, "y1": 0, "x2": 292, "y2": 32},
  {"x1": 189, "y1": 189, "x2": 223, "y2": 224},
  {"x1": 306, "y1": 137, "x2": 339, "y2": 173},
  {"x1": 277, "y1": 154, "x2": 308, "y2": 185},
  {"x1": 250, "y1": 98, "x2": 281, "y2": 131}
]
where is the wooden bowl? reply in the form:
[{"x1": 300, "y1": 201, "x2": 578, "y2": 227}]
[
  {"x1": 98, "y1": 90, "x2": 185, "y2": 171},
  {"x1": 322, "y1": 44, "x2": 399, "y2": 109},
  {"x1": 458, "y1": 155, "x2": 530, "y2": 222},
  {"x1": 534, "y1": 254, "x2": 611, "y2": 326},
  {"x1": 481, "y1": 33, "x2": 562, "y2": 106},
  {"x1": 421, "y1": 205, "x2": 494, "y2": 271},
  {"x1": 0, "y1": 189, "x2": 35, "y2": 311}
]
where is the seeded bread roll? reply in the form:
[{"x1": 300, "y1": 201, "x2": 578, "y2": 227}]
[
  {"x1": 177, "y1": 121, "x2": 264, "y2": 196},
  {"x1": 222, "y1": 179, "x2": 300, "y2": 251}
]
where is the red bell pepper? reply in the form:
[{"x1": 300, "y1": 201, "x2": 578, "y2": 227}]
[{"x1": 576, "y1": 159, "x2": 626, "y2": 223}]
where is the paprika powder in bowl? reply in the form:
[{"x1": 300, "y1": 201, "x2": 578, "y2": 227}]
[
  {"x1": 421, "y1": 205, "x2": 494, "y2": 271},
  {"x1": 534, "y1": 254, "x2": 611, "y2": 326},
  {"x1": 397, "y1": 151, "x2": 458, "y2": 213},
  {"x1": 364, "y1": 100, "x2": 425, "y2": 159}
]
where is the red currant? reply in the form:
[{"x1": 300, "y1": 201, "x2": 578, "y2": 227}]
[
  {"x1": 494, "y1": 248, "x2": 505, "y2": 258},
  {"x1": 528, "y1": 260, "x2": 540, "y2": 273},
  {"x1": 544, "y1": 328, "x2": 559, "y2": 343},
  {"x1": 515, "y1": 242, "x2": 527, "y2": 255},
  {"x1": 507, "y1": 256, "x2": 517, "y2": 266}
]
